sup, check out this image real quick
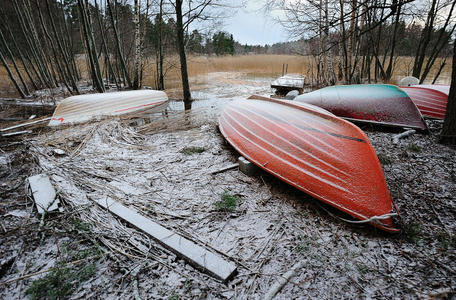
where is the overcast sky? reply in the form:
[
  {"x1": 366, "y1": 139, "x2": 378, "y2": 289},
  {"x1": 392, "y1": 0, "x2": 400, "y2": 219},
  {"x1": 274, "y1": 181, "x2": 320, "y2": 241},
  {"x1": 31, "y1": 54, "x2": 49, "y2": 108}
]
[{"x1": 223, "y1": 3, "x2": 288, "y2": 46}]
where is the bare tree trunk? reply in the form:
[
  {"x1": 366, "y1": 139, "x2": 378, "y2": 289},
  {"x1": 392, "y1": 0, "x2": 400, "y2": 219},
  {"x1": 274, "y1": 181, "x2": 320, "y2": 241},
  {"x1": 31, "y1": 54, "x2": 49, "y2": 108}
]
[
  {"x1": 156, "y1": 0, "x2": 165, "y2": 90},
  {"x1": 45, "y1": 0, "x2": 80, "y2": 94},
  {"x1": 420, "y1": 1, "x2": 456, "y2": 82},
  {"x1": 133, "y1": 0, "x2": 141, "y2": 89},
  {"x1": 338, "y1": 0, "x2": 347, "y2": 82},
  {"x1": 78, "y1": 0, "x2": 105, "y2": 92},
  {"x1": 318, "y1": 0, "x2": 326, "y2": 86},
  {"x1": 0, "y1": 29, "x2": 30, "y2": 95},
  {"x1": 412, "y1": 0, "x2": 436, "y2": 81},
  {"x1": 439, "y1": 41, "x2": 456, "y2": 144},
  {"x1": 347, "y1": 0, "x2": 357, "y2": 83},
  {"x1": 12, "y1": 0, "x2": 53, "y2": 88},
  {"x1": 351, "y1": 0, "x2": 366, "y2": 83},
  {"x1": 107, "y1": 0, "x2": 132, "y2": 89},
  {"x1": 36, "y1": 1, "x2": 74, "y2": 93},
  {"x1": 325, "y1": 0, "x2": 335, "y2": 85},
  {"x1": 385, "y1": 3, "x2": 402, "y2": 81},
  {"x1": 0, "y1": 49, "x2": 26, "y2": 98},
  {"x1": 59, "y1": 1, "x2": 81, "y2": 82},
  {"x1": 94, "y1": 1, "x2": 119, "y2": 89},
  {"x1": 176, "y1": 0, "x2": 192, "y2": 110}
]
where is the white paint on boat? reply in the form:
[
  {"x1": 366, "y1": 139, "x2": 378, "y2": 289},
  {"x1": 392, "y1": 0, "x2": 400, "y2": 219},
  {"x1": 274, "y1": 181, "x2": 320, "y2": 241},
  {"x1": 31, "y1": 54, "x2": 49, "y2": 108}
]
[{"x1": 48, "y1": 90, "x2": 169, "y2": 126}]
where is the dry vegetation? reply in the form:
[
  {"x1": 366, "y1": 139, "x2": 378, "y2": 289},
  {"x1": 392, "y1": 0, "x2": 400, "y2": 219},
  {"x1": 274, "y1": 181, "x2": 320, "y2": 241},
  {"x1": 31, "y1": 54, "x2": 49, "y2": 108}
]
[
  {"x1": 150, "y1": 54, "x2": 453, "y2": 91},
  {"x1": 1, "y1": 101, "x2": 455, "y2": 299},
  {"x1": 141, "y1": 55, "x2": 313, "y2": 92},
  {"x1": 2, "y1": 54, "x2": 452, "y2": 99},
  {"x1": 0, "y1": 63, "x2": 455, "y2": 298}
]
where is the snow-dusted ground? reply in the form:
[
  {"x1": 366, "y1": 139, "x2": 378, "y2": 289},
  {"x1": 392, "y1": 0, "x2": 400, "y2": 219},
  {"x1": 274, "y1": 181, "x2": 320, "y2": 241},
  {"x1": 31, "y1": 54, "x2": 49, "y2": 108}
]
[{"x1": 1, "y1": 72, "x2": 455, "y2": 299}]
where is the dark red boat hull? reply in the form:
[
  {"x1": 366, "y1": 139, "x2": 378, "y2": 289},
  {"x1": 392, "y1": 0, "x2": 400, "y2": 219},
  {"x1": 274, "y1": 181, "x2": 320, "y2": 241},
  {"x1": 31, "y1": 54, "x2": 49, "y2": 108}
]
[{"x1": 295, "y1": 84, "x2": 428, "y2": 130}]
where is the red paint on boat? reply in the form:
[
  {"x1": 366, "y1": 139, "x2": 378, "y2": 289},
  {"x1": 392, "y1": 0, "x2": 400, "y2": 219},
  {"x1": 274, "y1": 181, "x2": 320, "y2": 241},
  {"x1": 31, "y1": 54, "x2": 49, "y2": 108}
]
[
  {"x1": 219, "y1": 96, "x2": 400, "y2": 233},
  {"x1": 295, "y1": 84, "x2": 428, "y2": 130},
  {"x1": 400, "y1": 85, "x2": 449, "y2": 119}
]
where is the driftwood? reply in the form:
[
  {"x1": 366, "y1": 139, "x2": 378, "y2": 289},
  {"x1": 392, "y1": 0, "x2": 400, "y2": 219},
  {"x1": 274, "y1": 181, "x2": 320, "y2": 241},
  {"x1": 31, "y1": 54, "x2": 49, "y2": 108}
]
[
  {"x1": 392, "y1": 129, "x2": 416, "y2": 144},
  {"x1": 264, "y1": 260, "x2": 306, "y2": 300}
]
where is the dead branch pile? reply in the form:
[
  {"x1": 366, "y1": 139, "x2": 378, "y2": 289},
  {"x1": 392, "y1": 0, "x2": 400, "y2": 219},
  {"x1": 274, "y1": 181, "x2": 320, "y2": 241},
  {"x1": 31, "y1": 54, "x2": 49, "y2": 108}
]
[{"x1": 2, "y1": 108, "x2": 455, "y2": 299}]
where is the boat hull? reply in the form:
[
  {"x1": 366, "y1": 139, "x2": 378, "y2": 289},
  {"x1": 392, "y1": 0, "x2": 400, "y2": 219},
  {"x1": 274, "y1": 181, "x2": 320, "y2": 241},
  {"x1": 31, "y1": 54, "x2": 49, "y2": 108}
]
[
  {"x1": 271, "y1": 74, "x2": 306, "y2": 95},
  {"x1": 400, "y1": 85, "x2": 449, "y2": 119},
  {"x1": 49, "y1": 90, "x2": 169, "y2": 126},
  {"x1": 295, "y1": 84, "x2": 428, "y2": 130},
  {"x1": 219, "y1": 96, "x2": 399, "y2": 232}
]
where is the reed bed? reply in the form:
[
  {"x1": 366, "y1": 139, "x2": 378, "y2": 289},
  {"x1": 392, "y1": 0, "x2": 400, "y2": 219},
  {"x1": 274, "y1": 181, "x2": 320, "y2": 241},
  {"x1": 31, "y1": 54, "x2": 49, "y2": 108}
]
[
  {"x1": 142, "y1": 54, "x2": 453, "y2": 88},
  {"x1": 140, "y1": 54, "x2": 312, "y2": 90}
]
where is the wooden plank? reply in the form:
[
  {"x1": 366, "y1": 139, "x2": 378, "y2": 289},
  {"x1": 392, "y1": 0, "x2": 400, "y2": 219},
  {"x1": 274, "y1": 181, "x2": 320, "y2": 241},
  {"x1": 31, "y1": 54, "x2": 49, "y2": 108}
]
[
  {"x1": 94, "y1": 197, "x2": 237, "y2": 281},
  {"x1": 28, "y1": 174, "x2": 58, "y2": 214}
]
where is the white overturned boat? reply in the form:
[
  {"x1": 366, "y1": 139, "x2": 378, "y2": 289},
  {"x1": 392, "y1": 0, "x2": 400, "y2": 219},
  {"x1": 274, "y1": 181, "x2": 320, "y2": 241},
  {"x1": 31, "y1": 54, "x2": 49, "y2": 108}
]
[{"x1": 49, "y1": 90, "x2": 169, "y2": 126}]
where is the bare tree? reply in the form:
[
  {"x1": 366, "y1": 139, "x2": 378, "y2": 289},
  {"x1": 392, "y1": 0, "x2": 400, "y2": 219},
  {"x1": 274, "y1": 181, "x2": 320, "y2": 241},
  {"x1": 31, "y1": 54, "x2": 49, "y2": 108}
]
[
  {"x1": 94, "y1": 0, "x2": 119, "y2": 89},
  {"x1": 439, "y1": 41, "x2": 456, "y2": 145},
  {"x1": 412, "y1": 0, "x2": 456, "y2": 83},
  {"x1": 11, "y1": 0, "x2": 54, "y2": 89},
  {"x1": 107, "y1": 0, "x2": 132, "y2": 89},
  {"x1": 77, "y1": 0, "x2": 105, "y2": 92},
  {"x1": 170, "y1": 0, "x2": 238, "y2": 110},
  {"x1": 44, "y1": 0, "x2": 80, "y2": 94},
  {"x1": 0, "y1": 48, "x2": 26, "y2": 98},
  {"x1": 155, "y1": 0, "x2": 166, "y2": 90},
  {"x1": 263, "y1": 0, "x2": 436, "y2": 85},
  {"x1": 174, "y1": 0, "x2": 191, "y2": 109},
  {"x1": 133, "y1": 0, "x2": 141, "y2": 89},
  {"x1": 0, "y1": 29, "x2": 30, "y2": 96}
]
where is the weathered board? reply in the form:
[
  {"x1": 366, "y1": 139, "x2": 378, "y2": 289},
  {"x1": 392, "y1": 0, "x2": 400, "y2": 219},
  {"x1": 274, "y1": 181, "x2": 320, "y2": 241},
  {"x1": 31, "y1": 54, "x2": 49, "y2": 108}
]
[
  {"x1": 94, "y1": 197, "x2": 237, "y2": 281},
  {"x1": 28, "y1": 174, "x2": 59, "y2": 214}
]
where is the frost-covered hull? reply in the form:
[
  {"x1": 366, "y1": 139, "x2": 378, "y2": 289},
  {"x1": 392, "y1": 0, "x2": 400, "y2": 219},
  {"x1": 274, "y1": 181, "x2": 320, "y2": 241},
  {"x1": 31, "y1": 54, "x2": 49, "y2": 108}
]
[
  {"x1": 295, "y1": 84, "x2": 428, "y2": 131},
  {"x1": 219, "y1": 95, "x2": 399, "y2": 233},
  {"x1": 49, "y1": 90, "x2": 169, "y2": 126},
  {"x1": 400, "y1": 85, "x2": 449, "y2": 119}
]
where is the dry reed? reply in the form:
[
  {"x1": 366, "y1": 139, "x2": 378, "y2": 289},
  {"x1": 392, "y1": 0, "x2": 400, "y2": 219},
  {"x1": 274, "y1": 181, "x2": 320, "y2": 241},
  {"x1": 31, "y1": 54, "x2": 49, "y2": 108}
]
[{"x1": 0, "y1": 55, "x2": 452, "y2": 98}]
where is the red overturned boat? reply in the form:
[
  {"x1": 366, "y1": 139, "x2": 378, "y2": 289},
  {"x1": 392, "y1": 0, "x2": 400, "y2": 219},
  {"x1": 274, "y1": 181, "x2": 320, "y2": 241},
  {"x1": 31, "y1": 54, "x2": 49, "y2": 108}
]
[
  {"x1": 400, "y1": 85, "x2": 449, "y2": 119},
  {"x1": 219, "y1": 95, "x2": 400, "y2": 233},
  {"x1": 294, "y1": 84, "x2": 428, "y2": 131}
]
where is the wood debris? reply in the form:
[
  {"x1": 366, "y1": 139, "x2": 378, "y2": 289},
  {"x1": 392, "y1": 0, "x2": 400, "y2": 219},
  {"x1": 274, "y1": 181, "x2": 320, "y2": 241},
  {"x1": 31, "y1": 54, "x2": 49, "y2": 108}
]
[{"x1": 28, "y1": 174, "x2": 59, "y2": 214}]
